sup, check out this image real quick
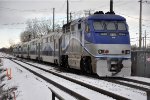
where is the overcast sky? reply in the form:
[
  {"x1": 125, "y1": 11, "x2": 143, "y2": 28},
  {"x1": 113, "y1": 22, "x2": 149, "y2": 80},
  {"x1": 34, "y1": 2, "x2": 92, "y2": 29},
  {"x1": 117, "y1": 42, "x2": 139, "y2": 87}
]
[{"x1": 0, "y1": 0, "x2": 150, "y2": 48}]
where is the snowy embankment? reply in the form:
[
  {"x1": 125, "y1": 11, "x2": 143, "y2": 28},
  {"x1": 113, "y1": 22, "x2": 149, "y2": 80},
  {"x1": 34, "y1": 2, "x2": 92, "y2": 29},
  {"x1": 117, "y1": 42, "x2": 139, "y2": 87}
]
[{"x1": 0, "y1": 58, "x2": 53, "y2": 100}]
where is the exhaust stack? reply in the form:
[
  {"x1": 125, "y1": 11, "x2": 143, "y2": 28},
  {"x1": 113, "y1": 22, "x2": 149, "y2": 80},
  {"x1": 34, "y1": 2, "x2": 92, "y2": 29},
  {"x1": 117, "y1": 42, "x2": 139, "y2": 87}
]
[{"x1": 110, "y1": 0, "x2": 113, "y2": 13}]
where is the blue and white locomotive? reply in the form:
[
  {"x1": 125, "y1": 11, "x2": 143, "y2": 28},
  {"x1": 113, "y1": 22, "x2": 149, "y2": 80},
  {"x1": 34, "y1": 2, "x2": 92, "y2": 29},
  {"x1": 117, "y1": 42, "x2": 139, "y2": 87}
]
[{"x1": 60, "y1": 11, "x2": 131, "y2": 76}]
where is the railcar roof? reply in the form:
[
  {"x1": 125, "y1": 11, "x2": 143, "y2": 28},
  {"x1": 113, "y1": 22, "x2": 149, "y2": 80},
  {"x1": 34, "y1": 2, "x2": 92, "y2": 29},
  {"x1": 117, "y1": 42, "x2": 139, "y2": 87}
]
[{"x1": 87, "y1": 14, "x2": 126, "y2": 21}]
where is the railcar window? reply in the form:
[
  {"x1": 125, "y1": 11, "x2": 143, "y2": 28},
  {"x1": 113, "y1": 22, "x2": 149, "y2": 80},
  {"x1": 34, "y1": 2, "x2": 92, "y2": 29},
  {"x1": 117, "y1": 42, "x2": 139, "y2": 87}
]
[
  {"x1": 46, "y1": 37, "x2": 48, "y2": 43},
  {"x1": 48, "y1": 37, "x2": 50, "y2": 42},
  {"x1": 106, "y1": 22, "x2": 116, "y2": 30},
  {"x1": 118, "y1": 22, "x2": 126, "y2": 30},
  {"x1": 78, "y1": 23, "x2": 81, "y2": 30},
  {"x1": 50, "y1": 36, "x2": 54, "y2": 42},
  {"x1": 93, "y1": 21, "x2": 105, "y2": 30},
  {"x1": 71, "y1": 25, "x2": 75, "y2": 31},
  {"x1": 43, "y1": 38, "x2": 47, "y2": 43}
]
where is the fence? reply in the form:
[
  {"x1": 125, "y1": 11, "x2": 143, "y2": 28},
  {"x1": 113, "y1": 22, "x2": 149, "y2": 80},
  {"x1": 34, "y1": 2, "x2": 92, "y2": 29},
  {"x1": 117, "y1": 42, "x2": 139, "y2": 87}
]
[{"x1": 131, "y1": 50, "x2": 150, "y2": 77}]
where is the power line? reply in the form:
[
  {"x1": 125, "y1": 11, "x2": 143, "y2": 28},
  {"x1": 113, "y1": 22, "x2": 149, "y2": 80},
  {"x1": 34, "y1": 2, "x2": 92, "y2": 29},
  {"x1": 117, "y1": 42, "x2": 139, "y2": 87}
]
[
  {"x1": 1, "y1": 16, "x2": 65, "y2": 26},
  {"x1": 115, "y1": 1, "x2": 130, "y2": 6},
  {"x1": 118, "y1": 12, "x2": 150, "y2": 21},
  {"x1": 0, "y1": 6, "x2": 52, "y2": 12},
  {"x1": 143, "y1": 24, "x2": 150, "y2": 27},
  {"x1": 3, "y1": 28, "x2": 25, "y2": 29}
]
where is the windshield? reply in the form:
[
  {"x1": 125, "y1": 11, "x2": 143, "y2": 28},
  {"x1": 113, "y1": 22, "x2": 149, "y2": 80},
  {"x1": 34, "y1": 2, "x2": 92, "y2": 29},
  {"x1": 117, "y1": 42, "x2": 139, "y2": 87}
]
[
  {"x1": 93, "y1": 21, "x2": 105, "y2": 30},
  {"x1": 105, "y1": 22, "x2": 116, "y2": 30},
  {"x1": 118, "y1": 22, "x2": 126, "y2": 30},
  {"x1": 93, "y1": 21, "x2": 126, "y2": 31}
]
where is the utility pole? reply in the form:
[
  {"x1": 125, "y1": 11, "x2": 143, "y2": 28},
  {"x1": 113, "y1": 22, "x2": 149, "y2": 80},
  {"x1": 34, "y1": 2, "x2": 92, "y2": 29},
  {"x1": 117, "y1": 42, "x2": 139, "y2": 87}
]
[
  {"x1": 70, "y1": 12, "x2": 72, "y2": 21},
  {"x1": 143, "y1": 37, "x2": 144, "y2": 49},
  {"x1": 139, "y1": 0, "x2": 142, "y2": 49},
  {"x1": 53, "y1": 8, "x2": 55, "y2": 32},
  {"x1": 62, "y1": 20, "x2": 64, "y2": 25},
  {"x1": 145, "y1": 30, "x2": 146, "y2": 49},
  {"x1": 67, "y1": 0, "x2": 69, "y2": 24}
]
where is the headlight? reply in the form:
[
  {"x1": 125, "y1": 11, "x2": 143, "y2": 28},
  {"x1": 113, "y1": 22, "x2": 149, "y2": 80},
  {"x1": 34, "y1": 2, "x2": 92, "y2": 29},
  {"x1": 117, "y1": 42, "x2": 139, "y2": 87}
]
[
  {"x1": 98, "y1": 49, "x2": 109, "y2": 54},
  {"x1": 110, "y1": 33, "x2": 117, "y2": 36},
  {"x1": 125, "y1": 50, "x2": 130, "y2": 54},
  {"x1": 98, "y1": 49, "x2": 104, "y2": 54}
]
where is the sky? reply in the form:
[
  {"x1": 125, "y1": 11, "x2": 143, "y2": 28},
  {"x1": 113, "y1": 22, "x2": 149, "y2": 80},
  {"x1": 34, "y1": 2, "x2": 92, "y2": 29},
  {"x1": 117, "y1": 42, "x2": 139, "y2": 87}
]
[{"x1": 0, "y1": 0, "x2": 150, "y2": 48}]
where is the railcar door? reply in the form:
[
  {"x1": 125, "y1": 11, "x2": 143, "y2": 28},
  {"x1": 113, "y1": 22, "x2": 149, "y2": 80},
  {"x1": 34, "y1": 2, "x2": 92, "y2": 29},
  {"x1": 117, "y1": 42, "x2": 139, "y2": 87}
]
[
  {"x1": 58, "y1": 36, "x2": 62, "y2": 64},
  {"x1": 27, "y1": 45, "x2": 29, "y2": 58},
  {"x1": 54, "y1": 38, "x2": 56, "y2": 57},
  {"x1": 37, "y1": 43, "x2": 40, "y2": 60}
]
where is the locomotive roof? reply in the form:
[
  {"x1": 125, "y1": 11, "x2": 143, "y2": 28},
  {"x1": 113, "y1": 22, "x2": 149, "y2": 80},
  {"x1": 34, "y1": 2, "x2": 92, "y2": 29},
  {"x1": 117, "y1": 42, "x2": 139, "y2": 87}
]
[
  {"x1": 62, "y1": 14, "x2": 126, "y2": 28},
  {"x1": 87, "y1": 14, "x2": 126, "y2": 21}
]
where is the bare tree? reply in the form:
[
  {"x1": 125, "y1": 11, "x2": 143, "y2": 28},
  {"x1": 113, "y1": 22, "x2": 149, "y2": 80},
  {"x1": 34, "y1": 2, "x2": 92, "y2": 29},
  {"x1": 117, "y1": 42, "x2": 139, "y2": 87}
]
[
  {"x1": 20, "y1": 18, "x2": 54, "y2": 42},
  {"x1": 39, "y1": 18, "x2": 52, "y2": 35},
  {"x1": 20, "y1": 31, "x2": 32, "y2": 42}
]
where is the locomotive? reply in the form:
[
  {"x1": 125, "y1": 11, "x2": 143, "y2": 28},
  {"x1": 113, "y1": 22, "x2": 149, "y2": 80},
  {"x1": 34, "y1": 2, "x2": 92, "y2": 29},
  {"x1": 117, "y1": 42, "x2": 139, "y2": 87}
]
[{"x1": 13, "y1": 10, "x2": 131, "y2": 77}]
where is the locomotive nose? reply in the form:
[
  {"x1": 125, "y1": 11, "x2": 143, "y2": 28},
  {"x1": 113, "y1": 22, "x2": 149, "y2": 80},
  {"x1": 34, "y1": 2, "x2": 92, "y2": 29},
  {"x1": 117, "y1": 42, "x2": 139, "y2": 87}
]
[
  {"x1": 108, "y1": 59, "x2": 124, "y2": 73},
  {"x1": 96, "y1": 58, "x2": 131, "y2": 77}
]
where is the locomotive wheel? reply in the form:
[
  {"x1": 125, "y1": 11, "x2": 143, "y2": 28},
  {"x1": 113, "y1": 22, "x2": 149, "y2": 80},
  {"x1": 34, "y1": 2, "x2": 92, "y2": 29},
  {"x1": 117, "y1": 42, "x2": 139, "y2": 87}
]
[
  {"x1": 54, "y1": 59, "x2": 58, "y2": 65},
  {"x1": 60, "y1": 55, "x2": 69, "y2": 68},
  {"x1": 80, "y1": 56, "x2": 93, "y2": 74}
]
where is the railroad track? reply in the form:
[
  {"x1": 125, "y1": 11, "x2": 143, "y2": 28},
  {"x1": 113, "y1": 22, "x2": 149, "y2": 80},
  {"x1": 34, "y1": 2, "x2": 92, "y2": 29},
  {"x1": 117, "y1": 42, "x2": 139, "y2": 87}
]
[
  {"x1": 99, "y1": 77, "x2": 150, "y2": 86},
  {"x1": 10, "y1": 58, "x2": 129, "y2": 100},
  {"x1": 8, "y1": 57, "x2": 150, "y2": 100},
  {"x1": 99, "y1": 77, "x2": 150, "y2": 97}
]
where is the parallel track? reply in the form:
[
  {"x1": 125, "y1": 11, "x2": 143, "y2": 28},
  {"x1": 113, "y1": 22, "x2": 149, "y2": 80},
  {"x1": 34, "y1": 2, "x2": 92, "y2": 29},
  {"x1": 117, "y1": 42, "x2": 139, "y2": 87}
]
[
  {"x1": 100, "y1": 78, "x2": 150, "y2": 93},
  {"x1": 99, "y1": 77, "x2": 150, "y2": 86}
]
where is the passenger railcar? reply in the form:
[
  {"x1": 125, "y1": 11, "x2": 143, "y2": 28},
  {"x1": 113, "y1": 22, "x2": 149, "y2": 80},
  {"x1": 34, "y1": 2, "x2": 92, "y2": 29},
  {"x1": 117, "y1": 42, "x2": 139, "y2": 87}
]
[
  {"x1": 13, "y1": 45, "x2": 18, "y2": 57},
  {"x1": 13, "y1": 44, "x2": 22, "y2": 58},
  {"x1": 29, "y1": 38, "x2": 38, "y2": 60},
  {"x1": 22, "y1": 42, "x2": 29, "y2": 59},
  {"x1": 38, "y1": 33, "x2": 61, "y2": 63}
]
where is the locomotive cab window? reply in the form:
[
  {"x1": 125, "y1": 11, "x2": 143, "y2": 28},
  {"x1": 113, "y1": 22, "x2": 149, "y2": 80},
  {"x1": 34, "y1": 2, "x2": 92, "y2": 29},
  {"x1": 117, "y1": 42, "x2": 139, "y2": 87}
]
[
  {"x1": 93, "y1": 21, "x2": 105, "y2": 30},
  {"x1": 118, "y1": 22, "x2": 126, "y2": 30},
  {"x1": 106, "y1": 22, "x2": 116, "y2": 30}
]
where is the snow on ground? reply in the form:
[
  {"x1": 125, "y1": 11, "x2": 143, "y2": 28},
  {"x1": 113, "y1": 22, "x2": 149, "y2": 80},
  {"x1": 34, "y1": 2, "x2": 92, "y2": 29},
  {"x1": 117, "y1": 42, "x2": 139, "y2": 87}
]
[{"x1": 0, "y1": 58, "x2": 52, "y2": 100}]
